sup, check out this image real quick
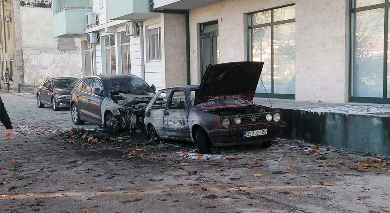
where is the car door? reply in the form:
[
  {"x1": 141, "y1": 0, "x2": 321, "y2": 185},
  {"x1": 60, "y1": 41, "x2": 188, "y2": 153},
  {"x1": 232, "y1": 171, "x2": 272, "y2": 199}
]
[
  {"x1": 41, "y1": 80, "x2": 51, "y2": 104},
  {"x1": 77, "y1": 78, "x2": 91, "y2": 120},
  {"x1": 163, "y1": 90, "x2": 190, "y2": 139},
  {"x1": 88, "y1": 78, "x2": 104, "y2": 123}
]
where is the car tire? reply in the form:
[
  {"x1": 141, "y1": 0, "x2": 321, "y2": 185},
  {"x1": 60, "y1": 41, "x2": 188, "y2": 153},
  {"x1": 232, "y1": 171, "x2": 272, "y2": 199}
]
[
  {"x1": 261, "y1": 140, "x2": 272, "y2": 148},
  {"x1": 104, "y1": 111, "x2": 120, "y2": 132},
  {"x1": 195, "y1": 128, "x2": 211, "y2": 154},
  {"x1": 52, "y1": 98, "x2": 59, "y2": 111},
  {"x1": 37, "y1": 95, "x2": 44, "y2": 108},
  {"x1": 148, "y1": 125, "x2": 159, "y2": 142},
  {"x1": 71, "y1": 103, "x2": 84, "y2": 125}
]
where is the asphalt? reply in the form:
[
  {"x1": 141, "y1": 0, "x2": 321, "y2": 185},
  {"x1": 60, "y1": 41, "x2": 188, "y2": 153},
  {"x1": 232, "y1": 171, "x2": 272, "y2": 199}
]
[{"x1": 0, "y1": 92, "x2": 390, "y2": 213}]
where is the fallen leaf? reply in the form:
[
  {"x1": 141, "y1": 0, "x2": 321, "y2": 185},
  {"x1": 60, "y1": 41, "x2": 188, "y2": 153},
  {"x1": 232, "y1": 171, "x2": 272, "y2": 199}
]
[
  {"x1": 287, "y1": 167, "x2": 294, "y2": 171},
  {"x1": 188, "y1": 170, "x2": 198, "y2": 175},
  {"x1": 62, "y1": 194, "x2": 69, "y2": 197},
  {"x1": 203, "y1": 194, "x2": 218, "y2": 199},
  {"x1": 0, "y1": 181, "x2": 5, "y2": 185},
  {"x1": 11, "y1": 159, "x2": 16, "y2": 165},
  {"x1": 1, "y1": 195, "x2": 8, "y2": 198},
  {"x1": 225, "y1": 156, "x2": 241, "y2": 161},
  {"x1": 326, "y1": 146, "x2": 332, "y2": 151},
  {"x1": 292, "y1": 191, "x2": 301, "y2": 195},
  {"x1": 218, "y1": 169, "x2": 224, "y2": 172},
  {"x1": 323, "y1": 183, "x2": 335, "y2": 186},
  {"x1": 122, "y1": 198, "x2": 143, "y2": 204},
  {"x1": 369, "y1": 210, "x2": 379, "y2": 213},
  {"x1": 267, "y1": 211, "x2": 278, "y2": 213},
  {"x1": 302, "y1": 174, "x2": 309, "y2": 178},
  {"x1": 348, "y1": 165, "x2": 359, "y2": 170},
  {"x1": 358, "y1": 196, "x2": 369, "y2": 200},
  {"x1": 135, "y1": 129, "x2": 142, "y2": 134},
  {"x1": 254, "y1": 174, "x2": 264, "y2": 178},
  {"x1": 201, "y1": 187, "x2": 210, "y2": 191},
  {"x1": 198, "y1": 155, "x2": 204, "y2": 160},
  {"x1": 85, "y1": 210, "x2": 91, "y2": 213},
  {"x1": 339, "y1": 160, "x2": 345, "y2": 165},
  {"x1": 315, "y1": 145, "x2": 320, "y2": 150},
  {"x1": 178, "y1": 163, "x2": 188, "y2": 166}
]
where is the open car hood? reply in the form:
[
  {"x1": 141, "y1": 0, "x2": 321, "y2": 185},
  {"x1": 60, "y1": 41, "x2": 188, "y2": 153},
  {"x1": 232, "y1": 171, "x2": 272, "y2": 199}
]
[{"x1": 194, "y1": 62, "x2": 264, "y2": 107}]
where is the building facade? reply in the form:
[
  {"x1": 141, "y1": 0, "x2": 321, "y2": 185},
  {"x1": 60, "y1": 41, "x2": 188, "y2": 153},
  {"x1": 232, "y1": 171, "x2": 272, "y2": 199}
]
[
  {"x1": 0, "y1": 0, "x2": 82, "y2": 92},
  {"x1": 51, "y1": 0, "x2": 390, "y2": 105}
]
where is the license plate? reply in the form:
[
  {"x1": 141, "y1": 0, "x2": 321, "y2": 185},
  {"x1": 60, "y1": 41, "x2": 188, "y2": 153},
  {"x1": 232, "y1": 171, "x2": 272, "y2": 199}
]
[{"x1": 244, "y1": 129, "x2": 268, "y2": 138}]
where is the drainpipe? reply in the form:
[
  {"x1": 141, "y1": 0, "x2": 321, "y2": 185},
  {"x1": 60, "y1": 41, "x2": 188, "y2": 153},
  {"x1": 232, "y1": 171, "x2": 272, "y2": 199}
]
[
  {"x1": 140, "y1": 22, "x2": 146, "y2": 80},
  {"x1": 149, "y1": 0, "x2": 191, "y2": 85}
]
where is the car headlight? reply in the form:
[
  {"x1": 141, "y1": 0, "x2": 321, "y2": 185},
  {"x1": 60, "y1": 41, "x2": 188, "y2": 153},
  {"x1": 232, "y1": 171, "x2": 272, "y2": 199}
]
[
  {"x1": 273, "y1": 113, "x2": 281, "y2": 122},
  {"x1": 266, "y1": 114, "x2": 273, "y2": 122},
  {"x1": 57, "y1": 95, "x2": 70, "y2": 99},
  {"x1": 221, "y1": 118, "x2": 231, "y2": 128},
  {"x1": 233, "y1": 117, "x2": 241, "y2": 125}
]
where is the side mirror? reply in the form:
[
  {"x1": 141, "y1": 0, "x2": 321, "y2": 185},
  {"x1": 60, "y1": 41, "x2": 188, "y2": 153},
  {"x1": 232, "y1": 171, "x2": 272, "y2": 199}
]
[
  {"x1": 151, "y1": 84, "x2": 156, "y2": 92},
  {"x1": 94, "y1": 88, "x2": 101, "y2": 96}
]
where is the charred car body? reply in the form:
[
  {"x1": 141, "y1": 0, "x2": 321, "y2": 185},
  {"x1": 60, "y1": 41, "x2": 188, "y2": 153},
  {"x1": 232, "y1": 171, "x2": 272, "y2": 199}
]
[
  {"x1": 71, "y1": 75, "x2": 156, "y2": 131},
  {"x1": 144, "y1": 62, "x2": 286, "y2": 154},
  {"x1": 37, "y1": 77, "x2": 78, "y2": 111}
]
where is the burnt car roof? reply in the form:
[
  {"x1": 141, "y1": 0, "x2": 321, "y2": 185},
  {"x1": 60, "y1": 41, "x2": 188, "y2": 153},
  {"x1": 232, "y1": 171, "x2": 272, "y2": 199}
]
[
  {"x1": 51, "y1": 77, "x2": 78, "y2": 80},
  {"x1": 95, "y1": 74, "x2": 141, "y2": 81}
]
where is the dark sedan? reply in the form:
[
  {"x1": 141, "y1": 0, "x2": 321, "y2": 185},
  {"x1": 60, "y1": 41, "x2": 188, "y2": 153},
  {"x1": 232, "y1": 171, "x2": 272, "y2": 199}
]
[
  {"x1": 70, "y1": 75, "x2": 156, "y2": 132},
  {"x1": 37, "y1": 77, "x2": 78, "y2": 111},
  {"x1": 144, "y1": 62, "x2": 286, "y2": 154}
]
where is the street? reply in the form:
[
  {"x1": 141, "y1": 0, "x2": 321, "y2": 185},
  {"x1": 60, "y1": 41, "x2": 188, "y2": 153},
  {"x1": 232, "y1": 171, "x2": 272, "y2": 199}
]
[{"x1": 1, "y1": 92, "x2": 390, "y2": 213}]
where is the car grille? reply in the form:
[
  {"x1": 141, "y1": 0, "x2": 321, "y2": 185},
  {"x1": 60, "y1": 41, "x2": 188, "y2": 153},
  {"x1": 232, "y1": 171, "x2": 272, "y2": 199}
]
[{"x1": 239, "y1": 114, "x2": 268, "y2": 125}]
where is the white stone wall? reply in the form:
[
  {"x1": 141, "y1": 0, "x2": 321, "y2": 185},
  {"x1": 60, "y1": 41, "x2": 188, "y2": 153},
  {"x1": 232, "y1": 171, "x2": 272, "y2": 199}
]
[
  {"x1": 189, "y1": 0, "x2": 350, "y2": 103},
  {"x1": 20, "y1": 7, "x2": 82, "y2": 86}
]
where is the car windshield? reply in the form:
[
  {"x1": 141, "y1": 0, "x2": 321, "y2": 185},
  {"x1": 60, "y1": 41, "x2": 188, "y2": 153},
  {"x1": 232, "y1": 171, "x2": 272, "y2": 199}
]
[
  {"x1": 102, "y1": 77, "x2": 154, "y2": 95},
  {"x1": 53, "y1": 79, "x2": 78, "y2": 89}
]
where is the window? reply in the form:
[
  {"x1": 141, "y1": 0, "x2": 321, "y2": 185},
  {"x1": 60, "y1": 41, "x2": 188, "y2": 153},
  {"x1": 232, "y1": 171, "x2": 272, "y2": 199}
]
[
  {"x1": 121, "y1": 32, "x2": 131, "y2": 74},
  {"x1": 84, "y1": 43, "x2": 95, "y2": 76},
  {"x1": 169, "y1": 91, "x2": 186, "y2": 110},
  {"x1": 152, "y1": 91, "x2": 168, "y2": 110},
  {"x1": 350, "y1": 0, "x2": 390, "y2": 102},
  {"x1": 248, "y1": 5, "x2": 296, "y2": 98},
  {"x1": 148, "y1": 27, "x2": 161, "y2": 61},
  {"x1": 105, "y1": 35, "x2": 116, "y2": 75}
]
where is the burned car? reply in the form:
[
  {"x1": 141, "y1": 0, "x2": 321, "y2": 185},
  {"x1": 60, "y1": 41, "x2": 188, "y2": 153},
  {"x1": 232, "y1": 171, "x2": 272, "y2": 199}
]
[
  {"x1": 37, "y1": 77, "x2": 78, "y2": 111},
  {"x1": 71, "y1": 75, "x2": 156, "y2": 131},
  {"x1": 144, "y1": 62, "x2": 286, "y2": 154}
]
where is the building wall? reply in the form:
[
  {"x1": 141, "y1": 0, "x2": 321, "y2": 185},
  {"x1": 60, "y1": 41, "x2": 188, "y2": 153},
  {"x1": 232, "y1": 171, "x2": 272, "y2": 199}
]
[
  {"x1": 20, "y1": 7, "x2": 82, "y2": 86},
  {"x1": 295, "y1": 0, "x2": 349, "y2": 103},
  {"x1": 163, "y1": 13, "x2": 187, "y2": 88},
  {"x1": 189, "y1": 0, "x2": 350, "y2": 103}
]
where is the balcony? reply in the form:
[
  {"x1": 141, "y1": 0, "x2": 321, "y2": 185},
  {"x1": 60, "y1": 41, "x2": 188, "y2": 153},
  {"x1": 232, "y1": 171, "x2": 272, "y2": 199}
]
[
  {"x1": 52, "y1": 0, "x2": 92, "y2": 37},
  {"x1": 153, "y1": 0, "x2": 226, "y2": 10},
  {"x1": 107, "y1": 0, "x2": 157, "y2": 21}
]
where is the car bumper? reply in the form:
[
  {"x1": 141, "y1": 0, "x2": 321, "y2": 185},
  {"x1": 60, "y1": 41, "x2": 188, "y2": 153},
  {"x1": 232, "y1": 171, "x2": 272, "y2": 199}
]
[
  {"x1": 56, "y1": 99, "x2": 71, "y2": 107},
  {"x1": 208, "y1": 123, "x2": 286, "y2": 146}
]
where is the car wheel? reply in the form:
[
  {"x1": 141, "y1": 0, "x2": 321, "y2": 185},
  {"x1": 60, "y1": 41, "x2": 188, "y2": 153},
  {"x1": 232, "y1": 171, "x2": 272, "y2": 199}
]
[
  {"x1": 37, "y1": 95, "x2": 44, "y2": 108},
  {"x1": 148, "y1": 125, "x2": 159, "y2": 142},
  {"x1": 52, "y1": 98, "x2": 59, "y2": 111},
  {"x1": 71, "y1": 104, "x2": 84, "y2": 125},
  {"x1": 195, "y1": 128, "x2": 211, "y2": 154},
  {"x1": 104, "y1": 111, "x2": 120, "y2": 132},
  {"x1": 261, "y1": 140, "x2": 272, "y2": 148}
]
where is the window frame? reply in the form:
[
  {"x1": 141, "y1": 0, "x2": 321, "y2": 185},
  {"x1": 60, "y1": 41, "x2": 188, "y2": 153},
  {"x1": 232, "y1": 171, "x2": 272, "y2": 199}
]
[
  {"x1": 247, "y1": 4, "x2": 296, "y2": 100},
  {"x1": 104, "y1": 35, "x2": 116, "y2": 75},
  {"x1": 147, "y1": 27, "x2": 162, "y2": 62},
  {"x1": 120, "y1": 32, "x2": 131, "y2": 75},
  {"x1": 349, "y1": 0, "x2": 390, "y2": 103}
]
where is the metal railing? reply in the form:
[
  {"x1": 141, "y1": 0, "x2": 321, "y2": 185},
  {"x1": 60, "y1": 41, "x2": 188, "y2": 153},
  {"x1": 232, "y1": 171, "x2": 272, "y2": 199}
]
[{"x1": 52, "y1": 0, "x2": 92, "y2": 14}]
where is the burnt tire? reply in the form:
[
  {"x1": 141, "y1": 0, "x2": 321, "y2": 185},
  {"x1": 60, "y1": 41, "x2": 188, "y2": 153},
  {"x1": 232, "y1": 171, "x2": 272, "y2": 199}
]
[
  {"x1": 37, "y1": 95, "x2": 44, "y2": 108},
  {"x1": 104, "y1": 111, "x2": 120, "y2": 132},
  {"x1": 148, "y1": 125, "x2": 159, "y2": 142},
  {"x1": 195, "y1": 129, "x2": 211, "y2": 154},
  {"x1": 71, "y1": 103, "x2": 84, "y2": 125},
  {"x1": 261, "y1": 140, "x2": 272, "y2": 148}
]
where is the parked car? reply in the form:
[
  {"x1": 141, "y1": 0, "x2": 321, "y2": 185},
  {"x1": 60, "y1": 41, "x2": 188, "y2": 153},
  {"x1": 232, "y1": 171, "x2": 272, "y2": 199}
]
[
  {"x1": 70, "y1": 75, "x2": 156, "y2": 132},
  {"x1": 144, "y1": 62, "x2": 286, "y2": 154},
  {"x1": 37, "y1": 77, "x2": 78, "y2": 111}
]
